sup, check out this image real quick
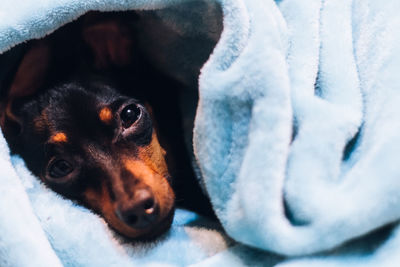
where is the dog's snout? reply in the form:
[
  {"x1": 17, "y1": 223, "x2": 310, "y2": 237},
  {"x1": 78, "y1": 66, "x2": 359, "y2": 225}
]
[{"x1": 116, "y1": 188, "x2": 159, "y2": 229}]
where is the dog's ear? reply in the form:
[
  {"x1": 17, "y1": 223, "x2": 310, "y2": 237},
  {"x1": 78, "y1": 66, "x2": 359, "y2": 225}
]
[
  {"x1": 8, "y1": 41, "x2": 50, "y2": 99},
  {"x1": 0, "y1": 40, "x2": 51, "y2": 137},
  {"x1": 82, "y1": 13, "x2": 134, "y2": 69}
]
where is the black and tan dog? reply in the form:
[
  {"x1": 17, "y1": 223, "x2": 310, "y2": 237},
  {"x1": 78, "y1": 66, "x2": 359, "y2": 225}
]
[{"x1": 0, "y1": 12, "x2": 212, "y2": 240}]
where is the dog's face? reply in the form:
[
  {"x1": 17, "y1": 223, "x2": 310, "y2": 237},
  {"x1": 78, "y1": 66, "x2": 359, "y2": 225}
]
[{"x1": 3, "y1": 80, "x2": 175, "y2": 239}]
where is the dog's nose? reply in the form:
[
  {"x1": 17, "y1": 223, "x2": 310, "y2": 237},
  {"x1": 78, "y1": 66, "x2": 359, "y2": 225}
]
[{"x1": 116, "y1": 189, "x2": 159, "y2": 229}]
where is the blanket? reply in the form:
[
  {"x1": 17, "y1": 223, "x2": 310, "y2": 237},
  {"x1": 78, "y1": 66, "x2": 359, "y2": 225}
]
[{"x1": 1, "y1": 0, "x2": 400, "y2": 266}]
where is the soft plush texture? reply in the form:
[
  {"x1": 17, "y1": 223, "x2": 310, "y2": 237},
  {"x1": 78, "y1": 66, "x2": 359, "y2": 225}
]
[{"x1": 1, "y1": 0, "x2": 400, "y2": 266}]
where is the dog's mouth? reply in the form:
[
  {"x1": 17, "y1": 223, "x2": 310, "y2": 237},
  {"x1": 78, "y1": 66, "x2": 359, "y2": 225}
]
[
  {"x1": 132, "y1": 207, "x2": 175, "y2": 241},
  {"x1": 107, "y1": 204, "x2": 175, "y2": 240}
]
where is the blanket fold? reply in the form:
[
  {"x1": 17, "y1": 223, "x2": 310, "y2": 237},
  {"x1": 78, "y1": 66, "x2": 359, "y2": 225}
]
[
  {"x1": 1, "y1": 0, "x2": 400, "y2": 266},
  {"x1": 195, "y1": 0, "x2": 400, "y2": 262}
]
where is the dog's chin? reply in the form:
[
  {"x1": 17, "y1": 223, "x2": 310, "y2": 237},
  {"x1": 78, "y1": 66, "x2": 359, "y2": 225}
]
[
  {"x1": 110, "y1": 207, "x2": 175, "y2": 241},
  {"x1": 134, "y1": 208, "x2": 175, "y2": 241}
]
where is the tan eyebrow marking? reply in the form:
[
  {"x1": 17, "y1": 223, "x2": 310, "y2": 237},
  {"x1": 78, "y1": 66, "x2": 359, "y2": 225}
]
[
  {"x1": 99, "y1": 107, "x2": 113, "y2": 124},
  {"x1": 51, "y1": 132, "x2": 67, "y2": 143}
]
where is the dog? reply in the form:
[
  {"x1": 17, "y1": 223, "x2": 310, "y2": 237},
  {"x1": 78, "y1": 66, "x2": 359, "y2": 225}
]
[{"x1": 0, "y1": 12, "x2": 213, "y2": 240}]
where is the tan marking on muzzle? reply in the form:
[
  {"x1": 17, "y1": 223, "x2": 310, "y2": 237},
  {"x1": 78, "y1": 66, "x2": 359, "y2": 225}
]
[
  {"x1": 137, "y1": 132, "x2": 168, "y2": 177},
  {"x1": 123, "y1": 157, "x2": 175, "y2": 220},
  {"x1": 83, "y1": 176, "x2": 154, "y2": 238}
]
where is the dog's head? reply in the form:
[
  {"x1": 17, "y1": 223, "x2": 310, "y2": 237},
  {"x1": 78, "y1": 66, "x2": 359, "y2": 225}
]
[{"x1": 0, "y1": 16, "x2": 175, "y2": 239}]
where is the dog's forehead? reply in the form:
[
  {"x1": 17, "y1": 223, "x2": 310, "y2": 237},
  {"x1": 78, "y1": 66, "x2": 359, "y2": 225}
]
[{"x1": 38, "y1": 82, "x2": 120, "y2": 139}]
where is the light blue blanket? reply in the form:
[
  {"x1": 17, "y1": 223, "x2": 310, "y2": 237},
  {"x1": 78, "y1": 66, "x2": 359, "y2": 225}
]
[{"x1": 1, "y1": 0, "x2": 400, "y2": 266}]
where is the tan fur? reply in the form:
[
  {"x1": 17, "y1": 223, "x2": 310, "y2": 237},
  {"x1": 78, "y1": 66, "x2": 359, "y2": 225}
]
[
  {"x1": 99, "y1": 107, "x2": 113, "y2": 124},
  {"x1": 51, "y1": 132, "x2": 68, "y2": 143},
  {"x1": 138, "y1": 132, "x2": 168, "y2": 176},
  {"x1": 123, "y1": 158, "x2": 175, "y2": 231}
]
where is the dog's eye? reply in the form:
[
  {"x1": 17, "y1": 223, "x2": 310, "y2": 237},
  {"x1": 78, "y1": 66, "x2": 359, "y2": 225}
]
[
  {"x1": 120, "y1": 104, "x2": 141, "y2": 128},
  {"x1": 48, "y1": 159, "x2": 74, "y2": 178}
]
